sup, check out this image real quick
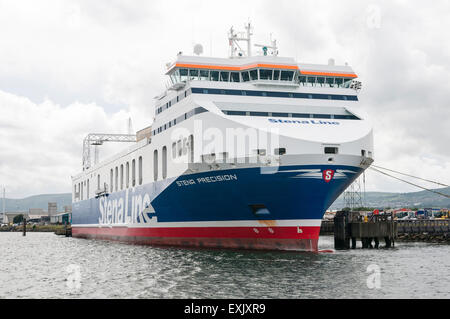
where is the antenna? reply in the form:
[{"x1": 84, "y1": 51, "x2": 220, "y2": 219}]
[
  {"x1": 228, "y1": 22, "x2": 253, "y2": 58},
  {"x1": 254, "y1": 34, "x2": 279, "y2": 56}
]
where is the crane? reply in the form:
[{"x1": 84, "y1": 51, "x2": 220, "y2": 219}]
[{"x1": 82, "y1": 133, "x2": 137, "y2": 171}]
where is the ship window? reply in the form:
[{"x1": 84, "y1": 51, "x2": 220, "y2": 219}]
[
  {"x1": 335, "y1": 78, "x2": 343, "y2": 87},
  {"x1": 199, "y1": 70, "x2": 209, "y2": 80},
  {"x1": 326, "y1": 77, "x2": 334, "y2": 87},
  {"x1": 254, "y1": 149, "x2": 266, "y2": 156},
  {"x1": 97, "y1": 174, "x2": 100, "y2": 191},
  {"x1": 220, "y1": 71, "x2": 230, "y2": 81},
  {"x1": 281, "y1": 71, "x2": 294, "y2": 81},
  {"x1": 153, "y1": 150, "x2": 158, "y2": 181},
  {"x1": 110, "y1": 169, "x2": 113, "y2": 192},
  {"x1": 249, "y1": 69, "x2": 258, "y2": 81},
  {"x1": 241, "y1": 71, "x2": 250, "y2": 82},
  {"x1": 182, "y1": 138, "x2": 188, "y2": 155},
  {"x1": 126, "y1": 162, "x2": 129, "y2": 188},
  {"x1": 172, "y1": 142, "x2": 177, "y2": 158},
  {"x1": 313, "y1": 114, "x2": 332, "y2": 119},
  {"x1": 259, "y1": 69, "x2": 272, "y2": 80},
  {"x1": 324, "y1": 147, "x2": 338, "y2": 154},
  {"x1": 120, "y1": 165, "x2": 124, "y2": 190},
  {"x1": 189, "y1": 135, "x2": 194, "y2": 163},
  {"x1": 162, "y1": 147, "x2": 167, "y2": 179},
  {"x1": 250, "y1": 112, "x2": 269, "y2": 117},
  {"x1": 225, "y1": 110, "x2": 246, "y2": 116},
  {"x1": 115, "y1": 167, "x2": 118, "y2": 191},
  {"x1": 273, "y1": 70, "x2": 280, "y2": 81},
  {"x1": 272, "y1": 112, "x2": 289, "y2": 117},
  {"x1": 275, "y1": 148, "x2": 286, "y2": 155},
  {"x1": 292, "y1": 113, "x2": 310, "y2": 118},
  {"x1": 344, "y1": 78, "x2": 352, "y2": 88},
  {"x1": 177, "y1": 140, "x2": 182, "y2": 157},
  {"x1": 317, "y1": 77, "x2": 325, "y2": 86},
  {"x1": 231, "y1": 72, "x2": 240, "y2": 82},
  {"x1": 210, "y1": 71, "x2": 219, "y2": 81},
  {"x1": 132, "y1": 159, "x2": 136, "y2": 187},
  {"x1": 299, "y1": 76, "x2": 307, "y2": 85},
  {"x1": 189, "y1": 69, "x2": 199, "y2": 80},
  {"x1": 139, "y1": 156, "x2": 143, "y2": 185},
  {"x1": 180, "y1": 69, "x2": 188, "y2": 81},
  {"x1": 307, "y1": 76, "x2": 316, "y2": 85}
]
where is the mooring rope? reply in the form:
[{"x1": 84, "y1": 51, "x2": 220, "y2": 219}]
[
  {"x1": 369, "y1": 166, "x2": 450, "y2": 199},
  {"x1": 371, "y1": 164, "x2": 449, "y2": 187}
]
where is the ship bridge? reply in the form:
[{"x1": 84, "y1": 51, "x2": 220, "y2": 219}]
[{"x1": 165, "y1": 55, "x2": 358, "y2": 90}]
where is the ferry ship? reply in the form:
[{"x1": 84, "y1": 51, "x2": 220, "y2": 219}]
[{"x1": 71, "y1": 25, "x2": 373, "y2": 251}]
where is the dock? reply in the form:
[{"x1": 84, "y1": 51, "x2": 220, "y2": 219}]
[
  {"x1": 333, "y1": 211, "x2": 396, "y2": 249},
  {"x1": 321, "y1": 214, "x2": 450, "y2": 247}
]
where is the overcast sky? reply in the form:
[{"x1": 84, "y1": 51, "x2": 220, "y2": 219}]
[{"x1": 0, "y1": 0, "x2": 449, "y2": 198}]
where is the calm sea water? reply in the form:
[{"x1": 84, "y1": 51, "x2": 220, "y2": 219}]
[{"x1": 0, "y1": 232, "x2": 449, "y2": 299}]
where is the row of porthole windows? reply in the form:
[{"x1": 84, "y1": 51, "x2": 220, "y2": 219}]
[
  {"x1": 75, "y1": 137, "x2": 196, "y2": 200},
  {"x1": 74, "y1": 180, "x2": 88, "y2": 201},
  {"x1": 153, "y1": 107, "x2": 207, "y2": 137},
  {"x1": 153, "y1": 135, "x2": 194, "y2": 181},
  {"x1": 156, "y1": 89, "x2": 191, "y2": 115},
  {"x1": 107, "y1": 157, "x2": 143, "y2": 193}
]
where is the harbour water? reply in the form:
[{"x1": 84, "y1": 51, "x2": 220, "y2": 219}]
[{"x1": 0, "y1": 232, "x2": 449, "y2": 299}]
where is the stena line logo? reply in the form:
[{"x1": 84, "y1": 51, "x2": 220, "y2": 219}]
[
  {"x1": 322, "y1": 169, "x2": 335, "y2": 183},
  {"x1": 268, "y1": 118, "x2": 340, "y2": 125}
]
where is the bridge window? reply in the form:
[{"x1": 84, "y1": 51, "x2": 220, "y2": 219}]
[
  {"x1": 210, "y1": 71, "x2": 219, "y2": 81},
  {"x1": 249, "y1": 69, "x2": 258, "y2": 81},
  {"x1": 189, "y1": 69, "x2": 198, "y2": 80},
  {"x1": 231, "y1": 72, "x2": 240, "y2": 82},
  {"x1": 281, "y1": 71, "x2": 294, "y2": 81},
  {"x1": 317, "y1": 77, "x2": 325, "y2": 86},
  {"x1": 180, "y1": 69, "x2": 188, "y2": 81},
  {"x1": 307, "y1": 76, "x2": 316, "y2": 86},
  {"x1": 273, "y1": 70, "x2": 280, "y2": 80},
  {"x1": 241, "y1": 71, "x2": 250, "y2": 82},
  {"x1": 326, "y1": 77, "x2": 334, "y2": 87},
  {"x1": 199, "y1": 70, "x2": 209, "y2": 80},
  {"x1": 335, "y1": 78, "x2": 343, "y2": 87},
  {"x1": 220, "y1": 71, "x2": 230, "y2": 81},
  {"x1": 259, "y1": 69, "x2": 272, "y2": 80}
]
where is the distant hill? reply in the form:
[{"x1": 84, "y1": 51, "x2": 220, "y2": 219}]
[
  {"x1": 330, "y1": 187, "x2": 450, "y2": 209},
  {"x1": 0, "y1": 193, "x2": 72, "y2": 212}
]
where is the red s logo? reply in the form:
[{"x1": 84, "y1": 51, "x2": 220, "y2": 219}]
[{"x1": 322, "y1": 169, "x2": 335, "y2": 183}]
